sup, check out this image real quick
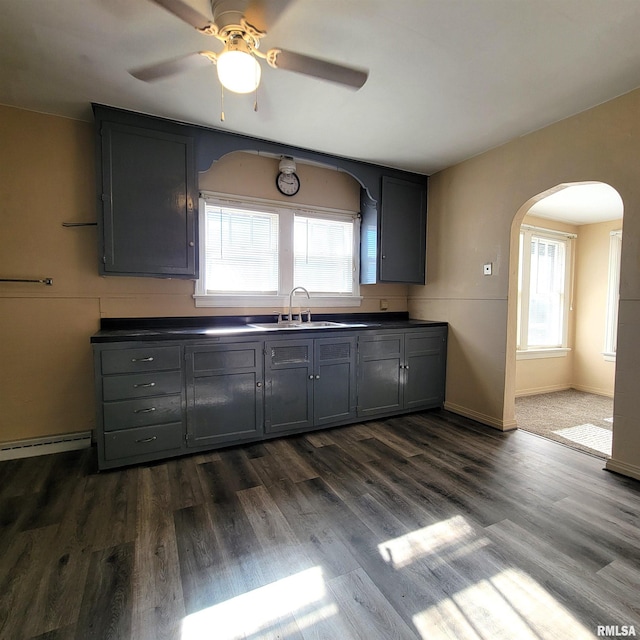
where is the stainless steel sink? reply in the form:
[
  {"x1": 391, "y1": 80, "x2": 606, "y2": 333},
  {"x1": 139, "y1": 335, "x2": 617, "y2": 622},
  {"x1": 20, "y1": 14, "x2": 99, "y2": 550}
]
[{"x1": 248, "y1": 321, "x2": 351, "y2": 330}]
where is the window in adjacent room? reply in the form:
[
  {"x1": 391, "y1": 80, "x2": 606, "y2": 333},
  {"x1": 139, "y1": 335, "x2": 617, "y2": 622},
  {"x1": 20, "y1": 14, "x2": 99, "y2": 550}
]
[
  {"x1": 195, "y1": 195, "x2": 361, "y2": 307},
  {"x1": 517, "y1": 226, "x2": 574, "y2": 358},
  {"x1": 603, "y1": 229, "x2": 622, "y2": 360}
]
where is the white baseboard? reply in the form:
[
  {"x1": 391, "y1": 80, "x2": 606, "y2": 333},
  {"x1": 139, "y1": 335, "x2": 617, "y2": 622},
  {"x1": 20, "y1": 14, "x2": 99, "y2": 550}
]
[
  {"x1": 605, "y1": 458, "x2": 640, "y2": 483},
  {"x1": 515, "y1": 384, "x2": 571, "y2": 398},
  {"x1": 444, "y1": 401, "x2": 517, "y2": 431},
  {"x1": 0, "y1": 431, "x2": 92, "y2": 461},
  {"x1": 571, "y1": 384, "x2": 614, "y2": 398}
]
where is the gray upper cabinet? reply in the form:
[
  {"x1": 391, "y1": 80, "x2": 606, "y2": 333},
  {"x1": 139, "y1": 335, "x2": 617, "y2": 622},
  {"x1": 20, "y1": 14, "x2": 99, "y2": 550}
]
[
  {"x1": 379, "y1": 176, "x2": 427, "y2": 284},
  {"x1": 96, "y1": 114, "x2": 198, "y2": 278}
]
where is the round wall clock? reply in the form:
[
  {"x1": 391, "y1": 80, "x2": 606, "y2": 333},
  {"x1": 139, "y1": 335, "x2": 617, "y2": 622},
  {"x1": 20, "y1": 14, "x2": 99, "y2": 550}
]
[{"x1": 276, "y1": 171, "x2": 300, "y2": 196}]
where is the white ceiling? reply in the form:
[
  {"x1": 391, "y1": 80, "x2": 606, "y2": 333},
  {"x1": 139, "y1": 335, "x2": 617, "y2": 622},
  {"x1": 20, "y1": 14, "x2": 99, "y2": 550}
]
[
  {"x1": 2, "y1": 0, "x2": 640, "y2": 175},
  {"x1": 528, "y1": 183, "x2": 624, "y2": 225}
]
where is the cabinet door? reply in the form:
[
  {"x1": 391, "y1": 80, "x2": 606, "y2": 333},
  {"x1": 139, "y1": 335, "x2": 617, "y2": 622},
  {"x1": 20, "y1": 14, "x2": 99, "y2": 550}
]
[
  {"x1": 185, "y1": 342, "x2": 263, "y2": 447},
  {"x1": 379, "y1": 176, "x2": 426, "y2": 284},
  {"x1": 357, "y1": 333, "x2": 404, "y2": 417},
  {"x1": 265, "y1": 339, "x2": 313, "y2": 434},
  {"x1": 314, "y1": 336, "x2": 357, "y2": 426},
  {"x1": 99, "y1": 121, "x2": 197, "y2": 278},
  {"x1": 404, "y1": 329, "x2": 447, "y2": 410}
]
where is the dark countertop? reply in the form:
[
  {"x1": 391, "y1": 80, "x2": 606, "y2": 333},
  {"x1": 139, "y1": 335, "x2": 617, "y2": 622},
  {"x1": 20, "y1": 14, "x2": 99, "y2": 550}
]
[{"x1": 91, "y1": 312, "x2": 447, "y2": 343}]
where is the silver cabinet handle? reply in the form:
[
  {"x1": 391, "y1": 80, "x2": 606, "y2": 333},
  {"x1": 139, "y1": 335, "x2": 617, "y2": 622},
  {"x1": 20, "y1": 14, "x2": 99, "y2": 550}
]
[
  {"x1": 132, "y1": 356, "x2": 154, "y2": 362},
  {"x1": 134, "y1": 407, "x2": 156, "y2": 414},
  {"x1": 309, "y1": 375, "x2": 314, "y2": 380},
  {"x1": 133, "y1": 382, "x2": 156, "y2": 388},
  {"x1": 135, "y1": 436, "x2": 157, "y2": 443},
  {"x1": 257, "y1": 382, "x2": 263, "y2": 388},
  {"x1": 315, "y1": 375, "x2": 320, "y2": 380}
]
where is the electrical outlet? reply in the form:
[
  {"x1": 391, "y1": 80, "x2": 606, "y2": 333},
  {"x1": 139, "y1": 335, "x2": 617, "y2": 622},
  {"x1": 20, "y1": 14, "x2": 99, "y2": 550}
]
[{"x1": 483, "y1": 263, "x2": 492, "y2": 275}]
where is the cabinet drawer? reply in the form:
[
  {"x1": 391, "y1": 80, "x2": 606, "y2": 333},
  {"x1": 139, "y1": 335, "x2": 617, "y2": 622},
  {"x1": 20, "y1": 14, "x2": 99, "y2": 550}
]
[
  {"x1": 103, "y1": 370, "x2": 182, "y2": 401},
  {"x1": 101, "y1": 346, "x2": 181, "y2": 375},
  {"x1": 103, "y1": 422, "x2": 183, "y2": 461},
  {"x1": 103, "y1": 394, "x2": 182, "y2": 431}
]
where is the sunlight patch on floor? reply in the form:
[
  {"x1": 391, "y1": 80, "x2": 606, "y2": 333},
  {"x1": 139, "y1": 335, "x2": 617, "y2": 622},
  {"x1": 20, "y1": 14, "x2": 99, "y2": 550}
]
[
  {"x1": 553, "y1": 423, "x2": 612, "y2": 455},
  {"x1": 377, "y1": 515, "x2": 483, "y2": 569},
  {"x1": 181, "y1": 566, "x2": 334, "y2": 640},
  {"x1": 413, "y1": 567, "x2": 595, "y2": 639}
]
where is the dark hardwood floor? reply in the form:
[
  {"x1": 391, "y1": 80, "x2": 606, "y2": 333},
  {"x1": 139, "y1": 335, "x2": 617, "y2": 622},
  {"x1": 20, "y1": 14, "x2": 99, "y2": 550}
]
[{"x1": 1, "y1": 410, "x2": 639, "y2": 639}]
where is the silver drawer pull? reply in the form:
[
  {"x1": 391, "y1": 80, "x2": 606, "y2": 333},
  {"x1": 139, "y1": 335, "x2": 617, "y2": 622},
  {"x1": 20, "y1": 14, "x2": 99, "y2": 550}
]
[
  {"x1": 132, "y1": 356, "x2": 154, "y2": 362},
  {"x1": 134, "y1": 407, "x2": 156, "y2": 414},
  {"x1": 133, "y1": 382, "x2": 156, "y2": 388},
  {"x1": 135, "y1": 436, "x2": 157, "y2": 444}
]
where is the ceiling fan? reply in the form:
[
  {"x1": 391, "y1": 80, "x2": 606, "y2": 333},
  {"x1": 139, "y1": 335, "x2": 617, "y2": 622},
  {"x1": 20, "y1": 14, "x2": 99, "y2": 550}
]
[{"x1": 131, "y1": 0, "x2": 369, "y2": 94}]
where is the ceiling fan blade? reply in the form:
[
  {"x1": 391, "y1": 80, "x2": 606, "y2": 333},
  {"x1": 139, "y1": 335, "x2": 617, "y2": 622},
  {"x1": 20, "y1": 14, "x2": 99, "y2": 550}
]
[
  {"x1": 243, "y1": 0, "x2": 292, "y2": 32},
  {"x1": 130, "y1": 52, "x2": 215, "y2": 82},
  {"x1": 150, "y1": 0, "x2": 215, "y2": 31},
  {"x1": 271, "y1": 50, "x2": 368, "y2": 90}
]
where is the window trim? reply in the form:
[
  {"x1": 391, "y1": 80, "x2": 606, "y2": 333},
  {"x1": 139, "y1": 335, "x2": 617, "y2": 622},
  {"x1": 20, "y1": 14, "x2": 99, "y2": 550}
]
[
  {"x1": 603, "y1": 229, "x2": 622, "y2": 361},
  {"x1": 194, "y1": 192, "x2": 362, "y2": 308},
  {"x1": 517, "y1": 225, "x2": 575, "y2": 358}
]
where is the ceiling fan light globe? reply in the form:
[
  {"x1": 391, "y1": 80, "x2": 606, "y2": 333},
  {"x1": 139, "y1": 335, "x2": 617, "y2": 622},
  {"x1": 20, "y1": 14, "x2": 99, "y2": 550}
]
[{"x1": 217, "y1": 49, "x2": 261, "y2": 93}]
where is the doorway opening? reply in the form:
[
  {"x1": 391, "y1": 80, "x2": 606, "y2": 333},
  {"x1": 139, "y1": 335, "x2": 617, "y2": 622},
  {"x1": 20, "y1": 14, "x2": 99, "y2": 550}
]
[{"x1": 511, "y1": 182, "x2": 623, "y2": 458}]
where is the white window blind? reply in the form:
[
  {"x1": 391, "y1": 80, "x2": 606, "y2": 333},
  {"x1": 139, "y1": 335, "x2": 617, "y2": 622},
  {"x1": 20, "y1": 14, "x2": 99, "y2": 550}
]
[
  {"x1": 205, "y1": 204, "x2": 279, "y2": 293},
  {"x1": 293, "y1": 215, "x2": 354, "y2": 294}
]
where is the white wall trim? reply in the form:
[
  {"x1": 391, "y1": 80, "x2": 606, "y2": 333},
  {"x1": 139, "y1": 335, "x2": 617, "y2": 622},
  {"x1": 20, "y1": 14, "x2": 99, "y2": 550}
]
[
  {"x1": 570, "y1": 384, "x2": 614, "y2": 398},
  {"x1": 605, "y1": 458, "x2": 640, "y2": 483},
  {"x1": 444, "y1": 401, "x2": 517, "y2": 431},
  {"x1": 515, "y1": 384, "x2": 571, "y2": 398},
  {"x1": 0, "y1": 431, "x2": 92, "y2": 461}
]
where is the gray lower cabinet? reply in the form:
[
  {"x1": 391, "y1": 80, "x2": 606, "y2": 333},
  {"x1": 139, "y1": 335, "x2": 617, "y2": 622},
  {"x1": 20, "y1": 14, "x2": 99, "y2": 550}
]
[
  {"x1": 94, "y1": 343, "x2": 186, "y2": 470},
  {"x1": 357, "y1": 327, "x2": 447, "y2": 417},
  {"x1": 185, "y1": 341, "x2": 263, "y2": 448},
  {"x1": 264, "y1": 335, "x2": 357, "y2": 434},
  {"x1": 93, "y1": 325, "x2": 445, "y2": 470}
]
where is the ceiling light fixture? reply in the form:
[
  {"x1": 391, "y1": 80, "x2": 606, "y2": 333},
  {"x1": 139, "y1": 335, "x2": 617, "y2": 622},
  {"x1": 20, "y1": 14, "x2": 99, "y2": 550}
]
[{"x1": 216, "y1": 35, "x2": 261, "y2": 94}]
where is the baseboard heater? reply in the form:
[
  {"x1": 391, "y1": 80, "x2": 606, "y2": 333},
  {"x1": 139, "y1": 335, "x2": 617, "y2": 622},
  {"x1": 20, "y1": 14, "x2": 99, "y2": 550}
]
[{"x1": 0, "y1": 431, "x2": 92, "y2": 461}]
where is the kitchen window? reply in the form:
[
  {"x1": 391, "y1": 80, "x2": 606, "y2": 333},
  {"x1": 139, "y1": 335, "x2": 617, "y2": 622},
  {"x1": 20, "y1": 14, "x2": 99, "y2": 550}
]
[
  {"x1": 194, "y1": 194, "x2": 361, "y2": 307},
  {"x1": 517, "y1": 225, "x2": 574, "y2": 358}
]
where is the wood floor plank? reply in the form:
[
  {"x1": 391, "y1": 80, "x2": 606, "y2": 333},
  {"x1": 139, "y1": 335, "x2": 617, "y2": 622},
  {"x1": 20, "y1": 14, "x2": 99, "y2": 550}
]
[
  {"x1": 74, "y1": 542, "x2": 134, "y2": 640},
  {"x1": 2, "y1": 409, "x2": 640, "y2": 638},
  {"x1": 132, "y1": 465, "x2": 185, "y2": 640},
  {"x1": 266, "y1": 478, "x2": 361, "y2": 581},
  {"x1": 327, "y1": 567, "x2": 419, "y2": 639}
]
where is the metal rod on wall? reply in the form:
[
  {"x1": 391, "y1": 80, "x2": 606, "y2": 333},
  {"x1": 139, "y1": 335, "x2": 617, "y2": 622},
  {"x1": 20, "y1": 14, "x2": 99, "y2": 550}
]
[
  {"x1": 0, "y1": 278, "x2": 53, "y2": 285},
  {"x1": 61, "y1": 222, "x2": 97, "y2": 227}
]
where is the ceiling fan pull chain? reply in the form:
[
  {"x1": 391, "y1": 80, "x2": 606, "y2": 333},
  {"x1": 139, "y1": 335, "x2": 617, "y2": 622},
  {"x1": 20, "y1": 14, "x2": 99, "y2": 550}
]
[
  {"x1": 220, "y1": 85, "x2": 225, "y2": 122},
  {"x1": 254, "y1": 85, "x2": 258, "y2": 112}
]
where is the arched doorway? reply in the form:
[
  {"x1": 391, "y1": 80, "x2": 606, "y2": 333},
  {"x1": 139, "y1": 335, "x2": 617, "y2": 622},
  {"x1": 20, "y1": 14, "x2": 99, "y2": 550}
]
[{"x1": 507, "y1": 182, "x2": 623, "y2": 458}]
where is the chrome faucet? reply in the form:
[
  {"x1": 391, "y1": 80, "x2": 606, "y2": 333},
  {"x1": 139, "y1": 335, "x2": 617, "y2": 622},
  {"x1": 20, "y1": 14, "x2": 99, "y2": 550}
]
[{"x1": 288, "y1": 286, "x2": 311, "y2": 323}]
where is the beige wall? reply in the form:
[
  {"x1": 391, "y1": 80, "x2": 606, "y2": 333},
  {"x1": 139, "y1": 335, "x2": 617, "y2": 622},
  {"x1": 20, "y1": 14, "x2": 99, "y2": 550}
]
[
  {"x1": 573, "y1": 218, "x2": 621, "y2": 397},
  {"x1": 0, "y1": 105, "x2": 406, "y2": 443},
  {"x1": 408, "y1": 87, "x2": 640, "y2": 480}
]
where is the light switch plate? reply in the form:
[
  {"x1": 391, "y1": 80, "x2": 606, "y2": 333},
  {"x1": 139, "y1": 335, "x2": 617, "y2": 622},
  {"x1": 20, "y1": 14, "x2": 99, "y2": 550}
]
[{"x1": 483, "y1": 263, "x2": 492, "y2": 275}]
